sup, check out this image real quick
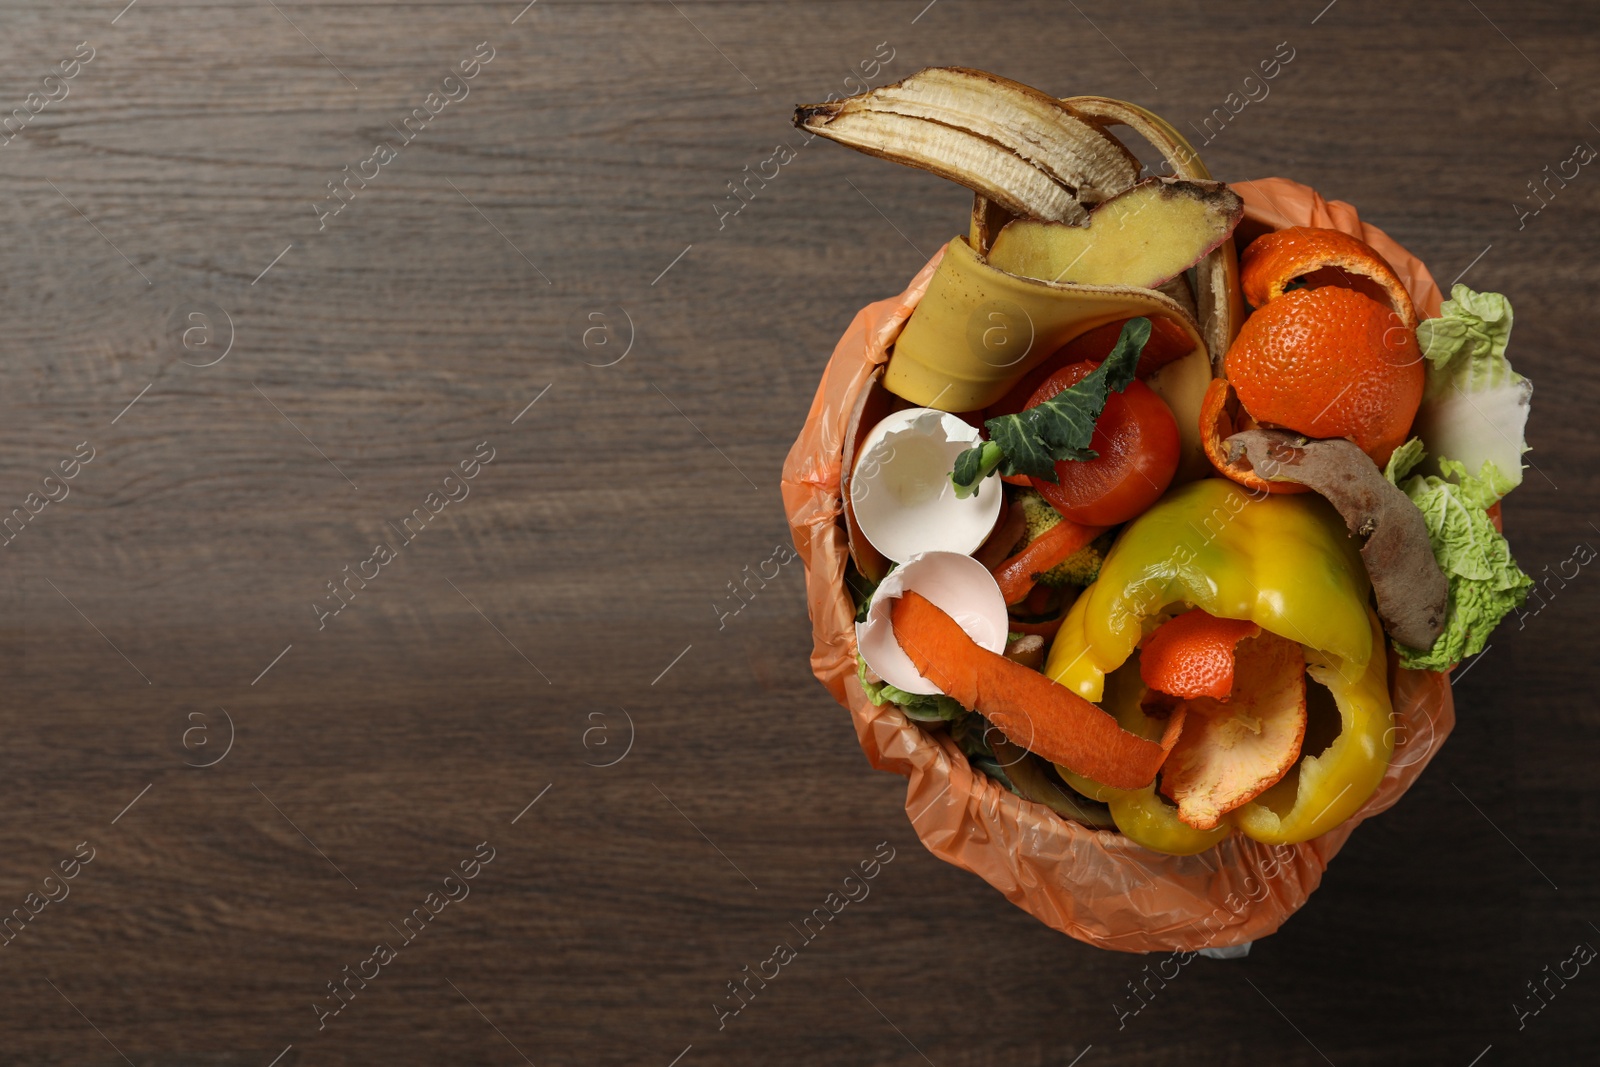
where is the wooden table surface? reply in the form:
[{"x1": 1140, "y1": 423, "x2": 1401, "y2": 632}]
[{"x1": 1, "y1": 1, "x2": 1595, "y2": 1063}]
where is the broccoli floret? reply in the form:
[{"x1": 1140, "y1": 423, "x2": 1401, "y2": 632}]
[
  {"x1": 1042, "y1": 540, "x2": 1108, "y2": 587},
  {"x1": 1011, "y1": 489, "x2": 1114, "y2": 588},
  {"x1": 1015, "y1": 488, "x2": 1062, "y2": 545}
]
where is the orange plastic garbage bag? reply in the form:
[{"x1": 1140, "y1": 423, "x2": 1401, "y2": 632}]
[{"x1": 781, "y1": 178, "x2": 1456, "y2": 953}]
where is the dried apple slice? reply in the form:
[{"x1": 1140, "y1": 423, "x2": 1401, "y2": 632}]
[
  {"x1": 1159, "y1": 629, "x2": 1308, "y2": 831},
  {"x1": 987, "y1": 178, "x2": 1244, "y2": 290}
]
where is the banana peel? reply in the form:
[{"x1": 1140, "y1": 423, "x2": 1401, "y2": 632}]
[
  {"x1": 886, "y1": 234, "x2": 1205, "y2": 411},
  {"x1": 797, "y1": 68, "x2": 1140, "y2": 224},
  {"x1": 797, "y1": 70, "x2": 1237, "y2": 422},
  {"x1": 884, "y1": 236, "x2": 1215, "y2": 482},
  {"x1": 815, "y1": 80, "x2": 1237, "y2": 486},
  {"x1": 1063, "y1": 96, "x2": 1244, "y2": 371}
]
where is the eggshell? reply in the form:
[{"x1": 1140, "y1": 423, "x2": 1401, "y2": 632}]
[
  {"x1": 849, "y1": 408, "x2": 1003, "y2": 564},
  {"x1": 856, "y1": 551, "x2": 1009, "y2": 695}
]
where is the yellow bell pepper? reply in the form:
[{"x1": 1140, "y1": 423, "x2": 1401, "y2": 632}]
[
  {"x1": 1048, "y1": 480, "x2": 1372, "y2": 700},
  {"x1": 1231, "y1": 608, "x2": 1393, "y2": 844},
  {"x1": 1056, "y1": 656, "x2": 1229, "y2": 855},
  {"x1": 1044, "y1": 479, "x2": 1394, "y2": 852}
]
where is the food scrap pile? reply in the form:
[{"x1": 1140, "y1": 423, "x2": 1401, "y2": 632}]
[{"x1": 806, "y1": 69, "x2": 1534, "y2": 856}]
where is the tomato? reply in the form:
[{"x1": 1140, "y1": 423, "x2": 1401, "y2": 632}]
[
  {"x1": 984, "y1": 316, "x2": 1197, "y2": 420},
  {"x1": 1059, "y1": 315, "x2": 1197, "y2": 378},
  {"x1": 1026, "y1": 360, "x2": 1180, "y2": 526}
]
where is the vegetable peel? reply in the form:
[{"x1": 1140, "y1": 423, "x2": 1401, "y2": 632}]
[{"x1": 891, "y1": 590, "x2": 1180, "y2": 788}]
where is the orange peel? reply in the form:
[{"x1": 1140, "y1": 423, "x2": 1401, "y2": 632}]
[
  {"x1": 1198, "y1": 377, "x2": 1307, "y2": 494},
  {"x1": 1140, "y1": 609, "x2": 1261, "y2": 701},
  {"x1": 1224, "y1": 285, "x2": 1423, "y2": 467},
  {"x1": 1240, "y1": 226, "x2": 1417, "y2": 330}
]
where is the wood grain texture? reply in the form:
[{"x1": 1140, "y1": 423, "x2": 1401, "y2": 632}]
[{"x1": 0, "y1": 1, "x2": 1596, "y2": 1063}]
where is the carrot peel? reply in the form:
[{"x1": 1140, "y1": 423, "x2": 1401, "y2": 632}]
[
  {"x1": 891, "y1": 591, "x2": 1177, "y2": 789},
  {"x1": 992, "y1": 517, "x2": 1106, "y2": 605}
]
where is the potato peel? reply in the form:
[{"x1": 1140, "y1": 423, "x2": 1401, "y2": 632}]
[{"x1": 1226, "y1": 429, "x2": 1449, "y2": 650}]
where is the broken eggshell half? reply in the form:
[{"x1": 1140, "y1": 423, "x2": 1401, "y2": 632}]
[
  {"x1": 849, "y1": 407, "x2": 1002, "y2": 564},
  {"x1": 856, "y1": 551, "x2": 1009, "y2": 696}
]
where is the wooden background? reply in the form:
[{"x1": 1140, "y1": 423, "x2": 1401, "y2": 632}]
[{"x1": 0, "y1": 1, "x2": 1595, "y2": 1063}]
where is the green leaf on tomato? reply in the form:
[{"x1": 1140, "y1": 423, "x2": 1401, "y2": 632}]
[{"x1": 949, "y1": 317, "x2": 1150, "y2": 493}]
